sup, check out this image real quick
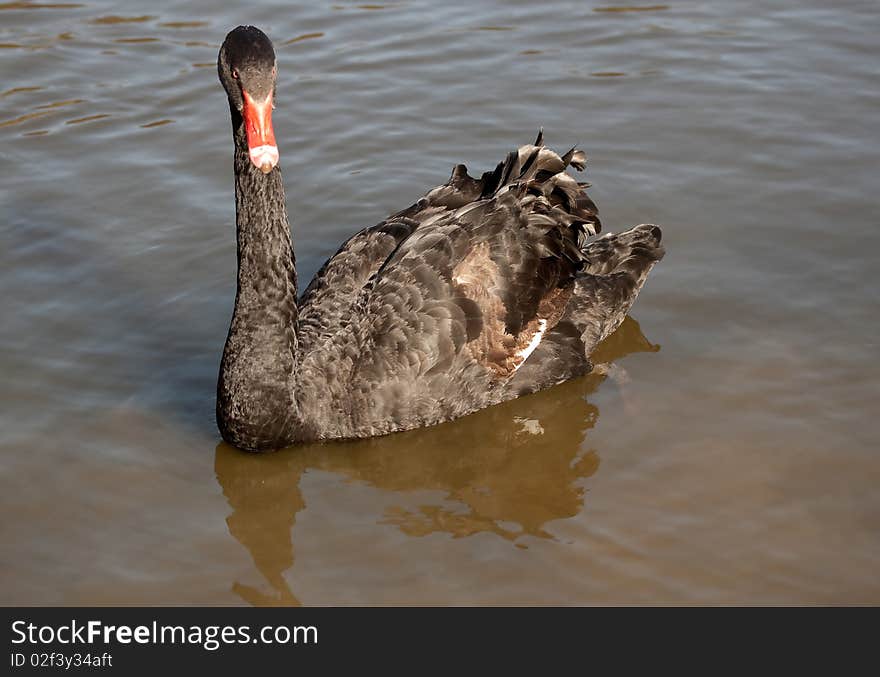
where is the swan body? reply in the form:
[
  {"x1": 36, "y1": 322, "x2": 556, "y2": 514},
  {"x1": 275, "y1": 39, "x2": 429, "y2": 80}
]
[{"x1": 216, "y1": 26, "x2": 664, "y2": 451}]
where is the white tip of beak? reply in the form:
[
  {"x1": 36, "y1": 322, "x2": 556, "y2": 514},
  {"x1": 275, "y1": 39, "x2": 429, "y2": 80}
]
[{"x1": 249, "y1": 145, "x2": 279, "y2": 173}]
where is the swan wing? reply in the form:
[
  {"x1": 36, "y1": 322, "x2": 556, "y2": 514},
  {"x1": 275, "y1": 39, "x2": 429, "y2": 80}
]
[
  {"x1": 297, "y1": 217, "x2": 418, "y2": 355},
  {"x1": 295, "y1": 145, "x2": 523, "y2": 354},
  {"x1": 298, "y1": 137, "x2": 597, "y2": 414}
]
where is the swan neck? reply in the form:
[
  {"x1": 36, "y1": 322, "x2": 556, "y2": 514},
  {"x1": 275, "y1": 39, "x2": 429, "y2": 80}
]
[{"x1": 217, "y1": 112, "x2": 301, "y2": 451}]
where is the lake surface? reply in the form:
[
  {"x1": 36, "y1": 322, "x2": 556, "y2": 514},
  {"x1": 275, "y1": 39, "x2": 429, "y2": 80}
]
[{"x1": 2, "y1": 0, "x2": 878, "y2": 605}]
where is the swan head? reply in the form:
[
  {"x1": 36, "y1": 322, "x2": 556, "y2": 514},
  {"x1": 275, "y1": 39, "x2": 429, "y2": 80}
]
[{"x1": 218, "y1": 26, "x2": 279, "y2": 174}]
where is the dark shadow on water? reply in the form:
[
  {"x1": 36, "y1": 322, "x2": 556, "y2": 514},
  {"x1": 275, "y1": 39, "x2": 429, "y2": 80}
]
[{"x1": 214, "y1": 315, "x2": 659, "y2": 606}]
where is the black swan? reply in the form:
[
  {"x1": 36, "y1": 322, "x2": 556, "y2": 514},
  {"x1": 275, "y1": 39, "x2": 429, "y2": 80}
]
[{"x1": 216, "y1": 25, "x2": 665, "y2": 452}]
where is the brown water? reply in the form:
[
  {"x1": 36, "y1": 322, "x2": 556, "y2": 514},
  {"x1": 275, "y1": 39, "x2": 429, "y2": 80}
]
[{"x1": 2, "y1": 0, "x2": 878, "y2": 605}]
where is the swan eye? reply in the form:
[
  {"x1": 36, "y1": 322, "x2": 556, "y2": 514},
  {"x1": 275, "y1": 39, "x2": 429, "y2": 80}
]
[{"x1": 231, "y1": 68, "x2": 239, "y2": 80}]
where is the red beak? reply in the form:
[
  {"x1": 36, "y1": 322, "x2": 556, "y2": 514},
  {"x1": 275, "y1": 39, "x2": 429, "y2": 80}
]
[{"x1": 242, "y1": 90, "x2": 279, "y2": 173}]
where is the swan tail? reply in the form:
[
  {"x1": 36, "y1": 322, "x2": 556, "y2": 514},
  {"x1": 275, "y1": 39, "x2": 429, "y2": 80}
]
[
  {"x1": 582, "y1": 224, "x2": 664, "y2": 276},
  {"x1": 568, "y1": 224, "x2": 665, "y2": 350}
]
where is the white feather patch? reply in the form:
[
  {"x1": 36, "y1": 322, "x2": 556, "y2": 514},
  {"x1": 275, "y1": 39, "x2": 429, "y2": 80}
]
[{"x1": 513, "y1": 319, "x2": 547, "y2": 371}]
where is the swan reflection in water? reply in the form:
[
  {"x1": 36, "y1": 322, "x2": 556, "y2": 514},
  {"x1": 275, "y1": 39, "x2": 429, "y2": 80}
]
[{"x1": 214, "y1": 316, "x2": 659, "y2": 606}]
